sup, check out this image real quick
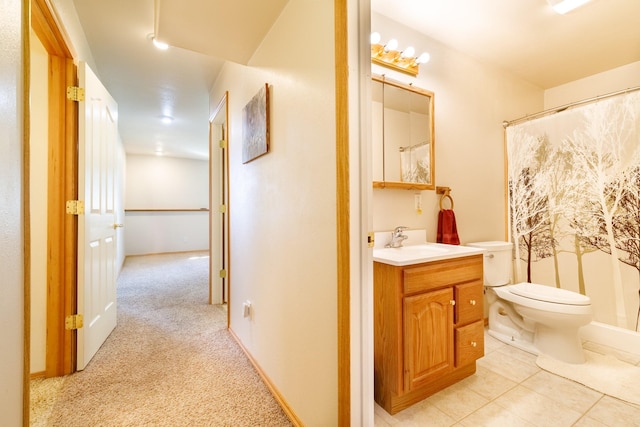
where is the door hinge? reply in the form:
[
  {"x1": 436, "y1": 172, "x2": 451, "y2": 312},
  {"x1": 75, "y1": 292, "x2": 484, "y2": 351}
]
[
  {"x1": 65, "y1": 314, "x2": 84, "y2": 330},
  {"x1": 66, "y1": 200, "x2": 85, "y2": 215},
  {"x1": 219, "y1": 139, "x2": 227, "y2": 149},
  {"x1": 219, "y1": 269, "x2": 227, "y2": 278},
  {"x1": 368, "y1": 232, "x2": 375, "y2": 248},
  {"x1": 66, "y1": 86, "x2": 85, "y2": 102},
  {"x1": 219, "y1": 204, "x2": 227, "y2": 213}
]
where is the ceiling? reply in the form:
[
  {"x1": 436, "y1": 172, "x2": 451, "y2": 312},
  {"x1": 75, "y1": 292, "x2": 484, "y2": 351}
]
[{"x1": 71, "y1": 0, "x2": 640, "y2": 161}]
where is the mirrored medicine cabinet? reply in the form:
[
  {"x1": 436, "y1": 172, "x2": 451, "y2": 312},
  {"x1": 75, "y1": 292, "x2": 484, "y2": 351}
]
[{"x1": 372, "y1": 75, "x2": 435, "y2": 190}]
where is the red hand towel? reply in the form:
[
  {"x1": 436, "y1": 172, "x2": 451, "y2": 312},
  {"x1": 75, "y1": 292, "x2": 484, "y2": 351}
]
[{"x1": 437, "y1": 209, "x2": 460, "y2": 245}]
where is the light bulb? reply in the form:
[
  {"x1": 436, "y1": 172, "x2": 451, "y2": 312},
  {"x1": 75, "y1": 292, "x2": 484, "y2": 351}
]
[
  {"x1": 416, "y1": 52, "x2": 430, "y2": 64},
  {"x1": 401, "y1": 46, "x2": 415, "y2": 58},
  {"x1": 370, "y1": 32, "x2": 381, "y2": 44},
  {"x1": 385, "y1": 39, "x2": 398, "y2": 52}
]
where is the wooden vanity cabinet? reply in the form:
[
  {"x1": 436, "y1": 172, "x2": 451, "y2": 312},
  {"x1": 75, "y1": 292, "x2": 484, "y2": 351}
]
[{"x1": 374, "y1": 255, "x2": 484, "y2": 414}]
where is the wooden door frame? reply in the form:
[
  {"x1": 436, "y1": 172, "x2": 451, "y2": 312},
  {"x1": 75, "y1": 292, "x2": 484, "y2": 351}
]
[
  {"x1": 334, "y1": 0, "x2": 350, "y2": 424},
  {"x1": 31, "y1": 0, "x2": 78, "y2": 377},
  {"x1": 209, "y1": 92, "x2": 230, "y2": 326}
]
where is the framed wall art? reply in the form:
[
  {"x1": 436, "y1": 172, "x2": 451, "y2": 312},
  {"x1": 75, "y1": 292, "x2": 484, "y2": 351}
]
[{"x1": 242, "y1": 83, "x2": 270, "y2": 163}]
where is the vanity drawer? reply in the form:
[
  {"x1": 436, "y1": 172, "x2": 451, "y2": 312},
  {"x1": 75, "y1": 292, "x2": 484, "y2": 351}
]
[
  {"x1": 403, "y1": 256, "x2": 483, "y2": 294},
  {"x1": 455, "y1": 281, "x2": 484, "y2": 325},
  {"x1": 455, "y1": 320, "x2": 484, "y2": 367}
]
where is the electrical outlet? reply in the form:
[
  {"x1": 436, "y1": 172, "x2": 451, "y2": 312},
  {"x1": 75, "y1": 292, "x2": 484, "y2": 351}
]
[{"x1": 243, "y1": 300, "x2": 252, "y2": 318}]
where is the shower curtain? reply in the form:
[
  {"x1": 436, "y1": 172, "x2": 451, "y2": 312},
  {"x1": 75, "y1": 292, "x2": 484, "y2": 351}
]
[
  {"x1": 400, "y1": 143, "x2": 430, "y2": 183},
  {"x1": 506, "y1": 91, "x2": 640, "y2": 332}
]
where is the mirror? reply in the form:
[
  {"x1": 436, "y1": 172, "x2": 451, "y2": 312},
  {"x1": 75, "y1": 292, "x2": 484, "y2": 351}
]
[{"x1": 372, "y1": 75, "x2": 435, "y2": 190}]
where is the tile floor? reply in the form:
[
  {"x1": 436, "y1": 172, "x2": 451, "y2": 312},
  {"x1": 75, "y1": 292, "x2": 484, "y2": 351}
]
[{"x1": 374, "y1": 329, "x2": 640, "y2": 427}]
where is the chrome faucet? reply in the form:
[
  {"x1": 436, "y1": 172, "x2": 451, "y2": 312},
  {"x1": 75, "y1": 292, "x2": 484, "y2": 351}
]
[{"x1": 386, "y1": 226, "x2": 409, "y2": 248}]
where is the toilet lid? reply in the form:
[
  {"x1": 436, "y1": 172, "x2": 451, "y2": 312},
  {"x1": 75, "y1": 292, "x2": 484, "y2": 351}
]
[{"x1": 509, "y1": 282, "x2": 591, "y2": 305}]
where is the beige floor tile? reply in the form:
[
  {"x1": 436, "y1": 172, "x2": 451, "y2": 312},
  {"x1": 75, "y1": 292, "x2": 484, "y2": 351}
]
[
  {"x1": 374, "y1": 403, "x2": 399, "y2": 426},
  {"x1": 583, "y1": 395, "x2": 640, "y2": 426},
  {"x1": 478, "y1": 346, "x2": 540, "y2": 383},
  {"x1": 457, "y1": 402, "x2": 536, "y2": 427},
  {"x1": 424, "y1": 379, "x2": 490, "y2": 421},
  {"x1": 521, "y1": 370, "x2": 603, "y2": 413},
  {"x1": 572, "y1": 414, "x2": 609, "y2": 427},
  {"x1": 371, "y1": 328, "x2": 640, "y2": 427},
  {"x1": 458, "y1": 365, "x2": 518, "y2": 400},
  {"x1": 484, "y1": 332, "x2": 508, "y2": 354},
  {"x1": 374, "y1": 413, "x2": 393, "y2": 427},
  {"x1": 493, "y1": 384, "x2": 583, "y2": 426},
  {"x1": 393, "y1": 401, "x2": 456, "y2": 427}
]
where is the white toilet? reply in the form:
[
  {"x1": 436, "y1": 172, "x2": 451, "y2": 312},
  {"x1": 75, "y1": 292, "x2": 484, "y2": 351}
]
[{"x1": 468, "y1": 241, "x2": 593, "y2": 364}]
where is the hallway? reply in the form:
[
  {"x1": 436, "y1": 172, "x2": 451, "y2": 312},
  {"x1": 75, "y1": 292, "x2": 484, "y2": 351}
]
[{"x1": 30, "y1": 252, "x2": 292, "y2": 426}]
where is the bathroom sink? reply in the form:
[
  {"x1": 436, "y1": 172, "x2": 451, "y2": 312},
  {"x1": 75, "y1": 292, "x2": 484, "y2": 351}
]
[{"x1": 373, "y1": 243, "x2": 485, "y2": 266}]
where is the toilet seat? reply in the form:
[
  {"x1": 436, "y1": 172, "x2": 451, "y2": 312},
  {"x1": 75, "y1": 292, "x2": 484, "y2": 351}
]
[
  {"x1": 510, "y1": 282, "x2": 591, "y2": 306},
  {"x1": 492, "y1": 284, "x2": 592, "y2": 315}
]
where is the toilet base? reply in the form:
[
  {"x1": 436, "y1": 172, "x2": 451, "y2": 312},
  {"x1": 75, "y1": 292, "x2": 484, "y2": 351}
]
[
  {"x1": 534, "y1": 324, "x2": 586, "y2": 364},
  {"x1": 487, "y1": 329, "x2": 539, "y2": 356}
]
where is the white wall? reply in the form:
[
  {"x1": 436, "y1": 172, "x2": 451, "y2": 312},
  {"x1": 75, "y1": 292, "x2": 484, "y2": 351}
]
[
  {"x1": 124, "y1": 154, "x2": 209, "y2": 255},
  {"x1": 544, "y1": 61, "x2": 640, "y2": 109},
  {"x1": 0, "y1": 0, "x2": 25, "y2": 424},
  {"x1": 30, "y1": 29, "x2": 48, "y2": 375},
  {"x1": 371, "y1": 13, "x2": 544, "y2": 244},
  {"x1": 209, "y1": 1, "x2": 337, "y2": 425}
]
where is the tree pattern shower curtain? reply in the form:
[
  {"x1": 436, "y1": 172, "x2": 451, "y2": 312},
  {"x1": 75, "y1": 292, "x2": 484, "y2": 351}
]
[{"x1": 506, "y1": 91, "x2": 640, "y2": 332}]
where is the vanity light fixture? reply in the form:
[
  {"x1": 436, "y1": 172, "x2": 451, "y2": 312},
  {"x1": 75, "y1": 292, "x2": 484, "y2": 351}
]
[
  {"x1": 370, "y1": 32, "x2": 430, "y2": 76},
  {"x1": 547, "y1": 0, "x2": 592, "y2": 14}
]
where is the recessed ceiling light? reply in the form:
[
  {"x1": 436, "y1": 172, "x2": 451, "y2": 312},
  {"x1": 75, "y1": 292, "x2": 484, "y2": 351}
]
[
  {"x1": 160, "y1": 115, "x2": 173, "y2": 124},
  {"x1": 547, "y1": 0, "x2": 592, "y2": 14},
  {"x1": 152, "y1": 36, "x2": 169, "y2": 50}
]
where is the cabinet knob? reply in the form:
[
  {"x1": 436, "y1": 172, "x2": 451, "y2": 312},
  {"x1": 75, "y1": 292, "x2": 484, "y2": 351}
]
[
  {"x1": 471, "y1": 341, "x2": 477, "y2": 347},
  {"x1": 450, "y1": 300, "x2": 456, "y2": 306},
  {"x1": 469, "y1": 299, "x2": 476, "y2": 306}
]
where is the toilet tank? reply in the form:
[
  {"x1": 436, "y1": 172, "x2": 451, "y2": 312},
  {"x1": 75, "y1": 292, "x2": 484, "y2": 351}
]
[{"x1": 467, "y1": 241, "x2": 513, "y2": 287}]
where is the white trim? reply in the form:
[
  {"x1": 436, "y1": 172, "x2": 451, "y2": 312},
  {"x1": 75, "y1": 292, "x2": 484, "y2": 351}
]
[{"x1": 581, "y1": 321, "x2": 640, "y2": 355}]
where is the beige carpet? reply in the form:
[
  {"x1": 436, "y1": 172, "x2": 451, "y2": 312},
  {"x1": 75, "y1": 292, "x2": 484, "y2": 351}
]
[
  {"x1": 536, "y1": 350, "x2": 640, "y2": 406},
  {"x1": 31, "y1": 251, "x2": 293, "y2": 427}
]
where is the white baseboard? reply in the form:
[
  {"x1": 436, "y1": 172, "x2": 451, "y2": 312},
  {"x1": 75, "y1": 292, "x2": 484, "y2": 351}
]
[{"x1": 581, "y1": 321, "x2": 640, "y2": 355}]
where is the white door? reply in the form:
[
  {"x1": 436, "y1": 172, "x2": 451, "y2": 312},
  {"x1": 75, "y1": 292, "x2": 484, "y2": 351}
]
[{"x1": 76, "y1": 62, "x2": 118, "y2": 370}]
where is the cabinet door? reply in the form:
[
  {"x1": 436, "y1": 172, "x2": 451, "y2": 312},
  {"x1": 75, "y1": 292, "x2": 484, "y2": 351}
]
[{"x1": 403, "y1": 288, "x2": 454, "y2": 392}]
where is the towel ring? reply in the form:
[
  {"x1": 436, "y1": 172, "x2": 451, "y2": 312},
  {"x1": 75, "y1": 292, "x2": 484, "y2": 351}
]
[{"x1": 439, "y1": 194, "x2": 454, "y2": 210}]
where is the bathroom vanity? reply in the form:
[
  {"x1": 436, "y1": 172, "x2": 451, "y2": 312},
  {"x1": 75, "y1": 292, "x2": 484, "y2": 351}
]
[{"x1": 373, "y1": 248, "x2": 485, "y2": 414}]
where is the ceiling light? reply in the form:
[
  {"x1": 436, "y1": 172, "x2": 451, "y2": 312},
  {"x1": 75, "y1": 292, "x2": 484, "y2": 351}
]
[
  {"x1": 547, "y1": 0, "x2": 592, "y2": 14},
  {"x1": 160, "y1": 115, "x2": 173, "y2": 124},
  {"x1": 152, "y1": 37, "x2": 169, "y2": 50}
]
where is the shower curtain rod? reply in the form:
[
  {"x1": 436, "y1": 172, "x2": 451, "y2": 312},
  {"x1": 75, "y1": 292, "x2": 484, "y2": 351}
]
[
  {"x1": 399, "y1": 141, "x2": 429, "y2": 152},
  {"x1": 502, "y1": 85, "x2": 640, "y2": 128}
]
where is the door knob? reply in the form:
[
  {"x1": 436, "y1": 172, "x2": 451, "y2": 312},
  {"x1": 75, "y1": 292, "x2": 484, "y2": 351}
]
[
  {"x1": 469, "y1": 299, "x2": 476, "y2": 305},
  {"x1": 113, "y1": 223, "x2": 124, "y2": 229}
]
